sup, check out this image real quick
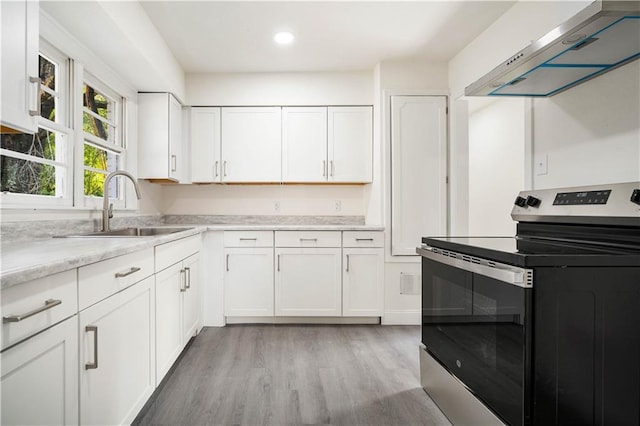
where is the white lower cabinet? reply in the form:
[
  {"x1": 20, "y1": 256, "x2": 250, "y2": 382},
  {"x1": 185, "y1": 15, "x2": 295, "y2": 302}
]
[
  {"x1": 275, "y1": 247, "x2": 342, "y2": 316},
  {"x1": 182, "y1": 253, "x2": 201, "y2": 341},
  {"x1": 155, "y1": 262, "x2": 184, "y2": 382},
  {"x1": 79, "y1": 275, "x2": 155, "y2": 426},
  {"x1": 343, "y1": 248, "x2": 384, "y2": 316},
  {"x1": 155, "y1": 236, "x2": 201, "y2": 383},
  {"x1": 1, "y1": 315, "x2": 78, "y2": 426},
  {"x1": 155, "y1": 255, "x2": 201, "y2": 383},
  {"x1": 224, "y1": 247, "x2": 274, "y2": 316}
]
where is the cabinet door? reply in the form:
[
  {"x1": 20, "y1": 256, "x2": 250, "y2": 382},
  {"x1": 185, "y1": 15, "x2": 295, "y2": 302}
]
[
  {"x1": 221, "y1": 107, "x2": 282, "y2": 182},
  {"x1": 343, "y1": 248, "x2": 384, "y2": 316},
  {"x1": 155, "y1": 262, "x2": 183, "y2": 382},
  {"x1": 0, "y1": 0, "x2": 38, "y2": 133},
  {"x1": 1, "y1": 316, "x2": 78, "y2": 426},
  {"x1": 327, "y1": 106, "x2": 373, "y2": 183},
  {"x1": 390, "y1": 96, "x2": 447, "y2": 255},
  {"x1": 169, "y1": 93, "x2": 183, "y2": 182},
  {"x1": 138, "y1": 93, "x2": 183, "y2": 182},
  {"x1": 282, "y1": 107, "x2": 327, "y2": 182},
  {"x1": 80, "y1": 276, "x2": 155, "y2": 426},
  {"x1": 182, "y1": 253, "x2": 201, "y2": 340},
  {"x1": 190, "y1": 107, "x2": 221, "y2": 183},
  {"x1": 224, "y1": 248, "x2": 274, "y2": 316},
  {"x1": 275, "y1": 248, "x2": 342, "y2": 316}
]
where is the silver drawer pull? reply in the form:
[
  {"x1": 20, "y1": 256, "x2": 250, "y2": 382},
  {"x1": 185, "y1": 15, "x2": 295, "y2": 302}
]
[
  {"x1": 300, "y1": 238, "x2": 318, "y2": 242},
  {"x1": 85, "y1": 325, "x2": 98, "y2": 370},
  {"x1": 355, "y1": 238, "x2": 374, "y2": 242},
  {"x1": 3, "y1": 299, "x2": 62, "y2": 323},
  {"x1": 239, "y1": 238, "x2": 258, "y2": 241},
  {"x1": 115, "y1": 267, "x2": 141, "y2": 278},
  {"x1": 185, "y1": 267, "x2": 191, "y2": 289}
]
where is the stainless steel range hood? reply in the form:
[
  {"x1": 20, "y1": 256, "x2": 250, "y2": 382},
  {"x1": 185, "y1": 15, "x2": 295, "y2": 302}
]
[{"x1": 465, "y1": 0, "x2": 640, "y2": 97}]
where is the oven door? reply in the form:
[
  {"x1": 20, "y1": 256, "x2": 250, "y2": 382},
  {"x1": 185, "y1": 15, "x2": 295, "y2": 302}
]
[{"x1": 418, "y1": 246, "x2": 533, "y2": 426}]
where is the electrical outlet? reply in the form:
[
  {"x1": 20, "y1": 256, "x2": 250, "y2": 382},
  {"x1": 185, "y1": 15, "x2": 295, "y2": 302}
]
[
  {"x1": 274, "y1": 201, "x2": 280, "y2": 212},
  {"x1": 334, "y1": 200, "x2": 342, "y2": 211}
]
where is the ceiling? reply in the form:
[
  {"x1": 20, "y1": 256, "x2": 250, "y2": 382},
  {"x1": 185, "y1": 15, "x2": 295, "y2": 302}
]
[{"x1": 140, "y1": 1, "x2": 516, "y2": 73}]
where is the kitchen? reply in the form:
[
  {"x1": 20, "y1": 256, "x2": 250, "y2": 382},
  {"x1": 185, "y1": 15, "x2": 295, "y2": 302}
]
[{"x1": 1, "y1": 1, "x2": 639, "y2": 425}]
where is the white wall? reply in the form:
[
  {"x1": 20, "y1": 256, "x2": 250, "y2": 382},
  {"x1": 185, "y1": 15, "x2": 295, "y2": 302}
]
[
  {"x1": 41, "y1": 1, "x2": 185, "y2": 100},
  {"x1": 161, "y1": 184, "x2": 365, "y2": 216},
  {"x1": 186, "y1": 71, "x2": 373, "y2": 106},
  {"x1": 532, "y1": 61, "x2": 640, "y2": 188},
  {"x1": 468, "y1": 98, "x2": 526, "y2": 236}
]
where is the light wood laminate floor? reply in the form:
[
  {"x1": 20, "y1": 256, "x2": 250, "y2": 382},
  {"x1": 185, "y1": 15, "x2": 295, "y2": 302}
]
[{"x1": 134, "y1": 325, "x2": 451, "y2": 425}]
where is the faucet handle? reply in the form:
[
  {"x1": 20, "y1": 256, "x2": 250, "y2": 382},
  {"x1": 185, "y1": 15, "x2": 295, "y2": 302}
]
[{"x1": 108, "y1": 203, "x2": 114, "y2": 219}]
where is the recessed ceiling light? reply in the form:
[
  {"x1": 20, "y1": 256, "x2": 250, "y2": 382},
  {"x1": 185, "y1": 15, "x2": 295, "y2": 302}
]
[{"x1": 274, "y1": 31, "x2": 294, "y2": 45}]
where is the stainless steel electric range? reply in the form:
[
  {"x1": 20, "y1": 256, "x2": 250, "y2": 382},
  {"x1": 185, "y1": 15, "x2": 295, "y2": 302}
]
[{"x1": 417, "y1": 182, "x2": 640, "y2": 426}]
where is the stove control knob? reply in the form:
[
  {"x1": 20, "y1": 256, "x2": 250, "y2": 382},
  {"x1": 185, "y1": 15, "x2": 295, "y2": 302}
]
[
  {"x1": 631, "y1": 189, "x2": 640, "y2": 205},
  {"x1": 526, "y1": 195, "x2": 541, "y2": 208},
  {"x1": 514, "y1": 196, "x2": 527, "y2": 207}
]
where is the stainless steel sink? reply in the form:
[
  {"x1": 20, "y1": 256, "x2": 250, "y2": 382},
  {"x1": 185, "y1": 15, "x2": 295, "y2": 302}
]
[{"x1": 59, "y1": 227, "x2": 193, "y2": 238}]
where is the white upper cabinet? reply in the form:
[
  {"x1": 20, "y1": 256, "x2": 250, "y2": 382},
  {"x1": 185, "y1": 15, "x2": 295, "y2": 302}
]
[
  {"x1": 282, "y1": 107, "x2": 328, "y2": 182},
  {"x1": 328, "y1": 106, "x2": 373, "y2": 183},
  {"x1": 1, "y1": 0, "x2": 39, "y2": 133},
  {"x1": 221, "y1": 107, "x2": 282, "y2": 183},
  {"x1": 138, "y1": 93, "x2": 184, "y2": 182},
  {"x1": 190, "y1": 107, "x2": 221, "y2": 183}
]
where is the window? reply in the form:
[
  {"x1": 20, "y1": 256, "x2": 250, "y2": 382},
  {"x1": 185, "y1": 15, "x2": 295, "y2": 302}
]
[
  {"x1": 1, "y1": 44, "x2": 72, "y2": 206},
  {"x1": 80, "y1": 78, "x2": 124, "y2": 203},
  {"x1": 1, "y1": 40, "x2": 130, "y2": 210}
]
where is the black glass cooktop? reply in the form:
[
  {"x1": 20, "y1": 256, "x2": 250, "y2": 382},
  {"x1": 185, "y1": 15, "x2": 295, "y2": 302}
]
[{"x1": 421, "y1": 236, "x2": 640, "y2": 267}]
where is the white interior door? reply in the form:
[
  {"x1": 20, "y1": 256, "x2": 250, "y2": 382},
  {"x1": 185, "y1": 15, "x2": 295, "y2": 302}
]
[{"x1": 391, "y1": 95, "x2": 447, "y2": 256}]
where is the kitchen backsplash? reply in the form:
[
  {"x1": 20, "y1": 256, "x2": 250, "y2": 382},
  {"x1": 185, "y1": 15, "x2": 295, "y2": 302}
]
[{"x1": 0, "y1": 215, "x2": 365, "y2": 243}]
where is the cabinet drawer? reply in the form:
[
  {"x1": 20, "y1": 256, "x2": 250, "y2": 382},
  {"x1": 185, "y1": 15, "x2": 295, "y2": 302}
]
[
  {"x1": 275, "y1": 231, "x2": 341, "y2": 248},
  {"x1": 343, "y1": 231, "x2": 384, "y2": 248},
  {"x1": 1, "y1": 270, "x2": 77, "y2": 351},
  {"x1": 155, "y1": 235, "x2": 201, "y2": 272},
  {"x1": 79, "y1": 248, "x2": 154, "y2": 311},
  {"x1": 224, "y1": 231, "x2": 273, "y2": 247}
]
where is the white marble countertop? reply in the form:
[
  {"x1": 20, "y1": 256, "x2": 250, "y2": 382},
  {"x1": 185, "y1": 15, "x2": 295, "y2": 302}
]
[{"x1": 1, "y1": 224, "x2": 383, "y2": 289}]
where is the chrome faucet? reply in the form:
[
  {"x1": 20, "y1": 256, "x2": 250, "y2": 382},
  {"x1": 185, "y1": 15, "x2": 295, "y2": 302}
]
[{"x1": 102, "y1": 170, "x2": 142, "y2": 232}]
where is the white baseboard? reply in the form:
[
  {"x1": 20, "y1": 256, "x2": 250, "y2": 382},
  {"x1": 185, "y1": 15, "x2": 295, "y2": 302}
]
[
  {"x1": 225, "y1": 316, "x2": 381, "y2": 325},
  {"x1": 382, "y1": 310, "x2": 421, "y2": 325}
]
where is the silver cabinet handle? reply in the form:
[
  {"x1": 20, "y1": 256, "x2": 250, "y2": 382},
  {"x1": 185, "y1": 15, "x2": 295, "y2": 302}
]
[
  {"x1": 300, "y1": 238, "x2": 318, "y2": 242},
  {"x1": 355, "y1": 238, "x2": 374, "y2": 242},
  {"x1": 239, "y1": 238, "x2": 258, "y2": 241},
  {"x1": 322, "y1": 160, "x2": 326, "y2": 177},
  {"x1": 214, "y1": 160, "x2": 219, "y2": 177},
  {"x1": 180, "y1": 268, "x2": 187, "y2": 292},
  {"x1": 223, "y1": 161, "x2": 227, "y2": 177},
  {"x1": 330, "y1": 160, "x2": 334, "y2": 177},
  {"x1": 226, "y1": 254, "x2": 229, "y2": 272},
  {"x1": 185, "y1": 266, "x2": 191, "y2": 289},
  {"x1": 3, "y1": 299, "x2": 62, "y2": 323},
  {"x1": 277, "y1": 254, "x2": 280, "y2": 272},
  {"x1": 171, "y1": 155, "x2": 177, "y2": 172},
  {"x1": 346, "y1": 254, "x2": 350, "y2": 272},
  {"x1": 85, "y1": 325, "x2": 98, "y2": 370},
  {"x1": 28, "y1": 76, "x2": 41, "y2": 117},
  {"x1": 115, "y1": 266, "x2": 141, "y2": 278}
]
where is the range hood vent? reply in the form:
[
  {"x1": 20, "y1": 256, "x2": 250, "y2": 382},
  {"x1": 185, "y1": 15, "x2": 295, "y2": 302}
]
[{"x1": 465, "y1": 0, "x2": 640, "y2": 97}]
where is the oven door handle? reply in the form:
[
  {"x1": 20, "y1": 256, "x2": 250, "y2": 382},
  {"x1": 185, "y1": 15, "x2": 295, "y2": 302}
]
[{"x1": 416, "y1": 246, "x2": 533, "y2": 288}]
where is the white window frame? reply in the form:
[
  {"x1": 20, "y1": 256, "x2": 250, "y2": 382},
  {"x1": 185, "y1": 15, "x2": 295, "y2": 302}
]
[
  {"x1": 0, "y1": 40, "x2": 73, "y2": 208},
  {"x1": 74, "y1": 67, "x2": 128, "y2": 210}
]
